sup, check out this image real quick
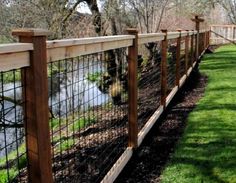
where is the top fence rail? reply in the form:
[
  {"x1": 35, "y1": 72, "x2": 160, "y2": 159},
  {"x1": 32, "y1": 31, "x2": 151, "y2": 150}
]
[{"x1": 0, "y1": 30, "x2": 204, "y2": 73}]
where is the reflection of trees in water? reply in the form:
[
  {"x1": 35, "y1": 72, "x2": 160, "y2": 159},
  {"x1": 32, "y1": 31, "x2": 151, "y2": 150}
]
[
  {"x1": 0, "y1": 58, "x2": 110, "y2": 157},
  {"x1": 0, "y1": 98, "x2": 24, "y2": 157}
]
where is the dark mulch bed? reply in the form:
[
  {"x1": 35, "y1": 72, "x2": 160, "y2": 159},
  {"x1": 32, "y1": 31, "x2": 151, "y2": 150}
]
[
  {"x1": 17, "y1": 63, "x2": 206, "y2": 183},
  {"x1": 115, "y1": 68, "x2": 208, "y2": 183}
]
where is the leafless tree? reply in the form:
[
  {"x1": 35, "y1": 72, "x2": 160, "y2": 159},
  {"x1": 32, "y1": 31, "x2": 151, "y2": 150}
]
[{"x1": 216, "y1": 0, "x2": 236, "y2": 24}]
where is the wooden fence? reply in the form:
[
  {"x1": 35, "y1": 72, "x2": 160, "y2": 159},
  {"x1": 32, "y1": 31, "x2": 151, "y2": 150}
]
[
  {"x1": 0, "y1": 24, "x2": 210, "y2": 182},
  {"x1": 210, "y1": 25, "x2": 236, "y2": 45}
]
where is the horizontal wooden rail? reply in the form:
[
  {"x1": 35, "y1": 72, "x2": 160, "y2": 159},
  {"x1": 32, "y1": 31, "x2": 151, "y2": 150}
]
[
  {"x1": 0, "y1": 43, "x2": 33, "y2": 72},
  {"x1": 138, "y1": 106, "x2": 164, "y2": 146},
  {"x1": 0, "y1": 52, "x2": 30, "y2": 72},
  {"x1": 211, "y1": 24, "x2": 236, "y2": 27},
  {"x1": 47, "y1": 35, "x2": 135, "y2": 62},
  {"x1": 101, "y1": 147, "x2": 133, "y2": 183},
  {"x1": 167, "y1": 32, "x2": 181, "y2": 39},
  {"x1": 0, "y1": 43, "x2": 33, "y2": 54},
  {"x1": 47, "y1": 35, "x2": 135, "y2": 48},
  {"x1": 0, "y1": 30, "x2": 207, "y2": 72},
  {"x1": 138, "y1": 33, "x2": 165, "y2": 44},
  {"x1": 199, "y1": 29, "x2": 210, "y2": 33}
]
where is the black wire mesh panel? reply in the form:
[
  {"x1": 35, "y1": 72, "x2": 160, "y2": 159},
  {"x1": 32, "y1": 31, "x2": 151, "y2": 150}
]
[
  {"x1": 180, "y1": 37, "x2": 186, "y2": 78},
  {"x1": 167, "y1": 39, "x2": 177, "y2": 95},
  {"x1": 0, "y1": 69, "x2": 27, "y2": 183},
  {"x1": 48, "y1": 48, "x2": 128, "y2": 182},
  {"x1": 137, "y1": 43, "x2": 161, "y2": 131}
]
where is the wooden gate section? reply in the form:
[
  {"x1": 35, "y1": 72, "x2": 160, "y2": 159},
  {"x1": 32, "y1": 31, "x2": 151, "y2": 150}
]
[{"x1": 210, "y1": 25, "x2": 236, "y2": 45}]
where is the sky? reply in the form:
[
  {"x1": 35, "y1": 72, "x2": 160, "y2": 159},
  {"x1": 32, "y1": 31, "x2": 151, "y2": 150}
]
[{"x1": 77, "y1": 0, "x2": 102, "y2": 14}]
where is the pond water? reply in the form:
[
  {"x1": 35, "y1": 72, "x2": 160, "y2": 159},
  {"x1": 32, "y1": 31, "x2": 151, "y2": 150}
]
[{"x1": 0, "y1": 59, "x2": 110, "y2": 158}]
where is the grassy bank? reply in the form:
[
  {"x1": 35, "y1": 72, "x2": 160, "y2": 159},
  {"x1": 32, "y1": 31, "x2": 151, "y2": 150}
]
[{"x1": 161, "y1": 45, "x2": 236, "y2": 183}]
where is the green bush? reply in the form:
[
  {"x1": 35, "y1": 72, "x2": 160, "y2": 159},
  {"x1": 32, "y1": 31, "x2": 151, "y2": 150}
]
[
  {"x1": 2, "y1": 71, "x2": 21, "y2": 84},
  {"x1": 0, "y1": 168, "x2": 18, "y2": 183},
  {"x1": 86, "y1": 72, "x2": 101, "y2": 82}
]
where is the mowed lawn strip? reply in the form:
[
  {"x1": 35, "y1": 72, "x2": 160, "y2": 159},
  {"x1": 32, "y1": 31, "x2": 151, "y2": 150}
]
[{"x1": 161, "y1": 45, "x2": 236, "y2": 183}]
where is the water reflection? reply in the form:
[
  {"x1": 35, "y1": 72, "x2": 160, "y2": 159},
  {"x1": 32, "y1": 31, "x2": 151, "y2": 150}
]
[{"x1": 0, "y1": 59, "x2": 110, "y2": 157}]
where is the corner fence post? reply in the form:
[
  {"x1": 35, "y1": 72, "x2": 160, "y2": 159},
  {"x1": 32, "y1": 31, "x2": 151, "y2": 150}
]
[
  {"x1": 127, "y1": 29, "x2": 138, "y2": 148},
  {"x1": 185, "y1": 30, "x2": 189, "y2": 75},
  {"x1": 161, "y1": 30, "x2": 168, "y2": 108},
  {"x1": 12, "y1": 29, "x2": 53, "y2": 183},
  {"x1": 176, "y1": 30, "x2": 181, "y2": 87}
]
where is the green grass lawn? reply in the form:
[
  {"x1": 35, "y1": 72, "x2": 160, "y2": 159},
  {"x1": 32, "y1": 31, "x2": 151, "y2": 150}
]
[{"x1": 161, "y1": 45, "x2": 236, "y2": 183}]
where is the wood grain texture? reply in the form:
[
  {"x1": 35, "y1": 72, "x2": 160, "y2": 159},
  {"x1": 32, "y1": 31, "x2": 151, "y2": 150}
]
[
  {"x1": 185, "y1": 31, "x2": 190, "y2": 75},
  {"x1": 127, "y1": 29, "x2": 138, "y2": 148},
  {"x1": 0, "y1": 52, "x2": 30, "y2": 72},
  {"x1": 138, "y1": 33, "x2": 165, "y2": 44},
  {"x1": 101, "y1": 148, "x2": 133, "y2": 183},
  {"x1": 47, "y1": 39, "x2": 133, "y2": 62},
  {"x1": 15, "y1": 30, "x2": 53, "y2": 183},
  {"x1": 138, "y1": 106, "x2": 164, "y2": 146},
  {"x1": 161, "y1": 30, "x2": 168, "y2": 107},
  {"x1": 0, "y1": 43, "x2": 33, "y2": 54},
  {"x1": 176, "y1": 30, "x2": 181, "y2": 87}
]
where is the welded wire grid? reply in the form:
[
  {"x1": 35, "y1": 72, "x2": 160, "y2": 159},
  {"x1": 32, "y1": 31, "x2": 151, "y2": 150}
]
[
  {"x1": 137, "y1": 43, "x2": 161, "y2": 131},
  {"x1": 180, "y1": 37, "x2": 186, "y2": 78},
  {"x1": 0, "y1": 70, "x2": 27, "y2": 182},
  {"x1": 48, "y1": 48, "x2": 129, "y2": 182},
  {"x1": 167, "y1": 39, "x2": 177, "y2": 95}
]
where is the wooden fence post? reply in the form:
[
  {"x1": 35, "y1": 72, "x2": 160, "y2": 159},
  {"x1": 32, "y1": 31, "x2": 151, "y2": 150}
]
[
  {"x1": 12, "y1": 29, "x2": 53, "y2": 183},
  {"x1": 176, "y1": 30, "x2": 181, "y2": 87},
  {"x1": 207, "y1": 31, "x2": 210, "y2": 47},
  {"x1": 127, "y1": 29, "x2": 138, "y2": 148},
  {"x1": 191, "y1": 15, "x2": 204, "y2": 60},
  {"x1": 161, "y1": 30, "x2": 168, "y2": 108},
  {"x1": 185, "y1": 30, "x2": 189, "y2": 75},
  {"x1": 208, "y1": 31, "x2": 211, "y2": 46},
  {"x1": 190, "y1": 30, "x2": 194, "y2": 66}
]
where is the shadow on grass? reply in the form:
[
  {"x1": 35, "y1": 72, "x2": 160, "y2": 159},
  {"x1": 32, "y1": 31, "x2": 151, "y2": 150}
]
[
  {"x1": 200, "y1": 61, "x2": 236, "y2": 71},
  {"x1": 161, "y1": 45, "x2": 236, "y2": 183},
  {"x1": 171, "y1": 156, "x2": 235, "y2": 183}
]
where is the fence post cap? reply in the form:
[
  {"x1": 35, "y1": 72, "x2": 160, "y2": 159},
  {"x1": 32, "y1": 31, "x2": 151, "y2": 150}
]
[
  {"x1": 191, "y1": 15, "x2": 204, "y2": 22},
  {"x1": 12, "y1": 28, "x2": 50, "y2": 37},
  {"x1": 161, "y1": 29, "x2": 168, "y2": 33},
  {"x1": 126, "y1": 28, "x2": 138, "y2": 34}
]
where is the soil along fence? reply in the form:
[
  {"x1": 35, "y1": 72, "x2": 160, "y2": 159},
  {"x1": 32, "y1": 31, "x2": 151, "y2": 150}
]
[
  {"x1": 0, "y1": 21, "x2": 210, "y2": 183},
  {"x1": 210, "y1": 25, "x2": 236, "y2": 45}
]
